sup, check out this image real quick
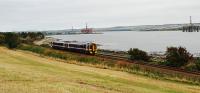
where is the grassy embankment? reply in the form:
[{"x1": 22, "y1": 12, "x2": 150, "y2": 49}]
[
  {"x1": 17, "y1": 44, "x2": 200, "y2": 85},
  {"x1": 1, "y1": 46, "x2": 200, "y2": 93}
]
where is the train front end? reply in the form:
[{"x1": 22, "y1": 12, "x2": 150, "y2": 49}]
[{"x1": 88, "y1": 43, "x2": 97, "y2": 55}]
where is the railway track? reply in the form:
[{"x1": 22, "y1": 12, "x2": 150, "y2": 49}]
[
  {"x1": 49, "y1": 47, "x2": 200, "y2": 77},
  {"x1": 96, "y1": 52, "x2": 200, "y2": 76}
]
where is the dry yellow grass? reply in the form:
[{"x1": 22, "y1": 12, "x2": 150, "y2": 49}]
[{"x1": 0, "y1": 47, "x2": 200, "y2": 93}]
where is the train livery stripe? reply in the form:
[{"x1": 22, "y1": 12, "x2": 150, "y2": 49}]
[{"x1": 51, "y1": 41, "x2": 97, "y2": 55}]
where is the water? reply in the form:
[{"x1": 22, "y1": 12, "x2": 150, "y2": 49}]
[{"x1": 49, "y1": 31, "x2": 200, "y2": 55}]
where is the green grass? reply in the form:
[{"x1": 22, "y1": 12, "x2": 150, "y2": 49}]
[
  {"x1": 0, "y1": 47, "x2": 200, "y2": 93},
  {"x1": 17, "y1": 45, "x2": 200, "y2": 85}
]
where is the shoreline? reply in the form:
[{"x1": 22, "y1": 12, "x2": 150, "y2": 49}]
[
  {"x1": 35, "y1": 36, "x2": 200, "y2": 57},
  {"x1": 34, "y1": 37, "x2": 57, "y2": 46}
]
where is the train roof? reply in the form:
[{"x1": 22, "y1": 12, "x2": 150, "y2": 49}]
[{"x1": 52, "y1": 40, "x2": 95, "y2": 45}]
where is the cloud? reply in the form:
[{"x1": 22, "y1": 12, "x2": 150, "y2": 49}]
[{"x1": 0, "y1": 0, "x2": 200, "y2": 31}]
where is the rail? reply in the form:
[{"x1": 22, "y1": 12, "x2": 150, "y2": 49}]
[{"x1": 96, "y1": 51, "x2": 200, "y2": 76}]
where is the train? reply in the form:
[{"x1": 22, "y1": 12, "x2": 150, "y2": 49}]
[{"x1": 51, "y1": 40, "x2": 97, "y2": 55}]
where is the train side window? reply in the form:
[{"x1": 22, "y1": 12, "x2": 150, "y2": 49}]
[{"x1": 80, "y1": 45, "x2": 84, "y2": 48}]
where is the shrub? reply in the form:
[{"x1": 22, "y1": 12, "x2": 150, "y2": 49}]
[
  {"x1": 19, "y1": 32, "x2": 45, "y2": 44},
  {"x1": 195, "y1": 58, "x2": 200, "y2": 71},
  {"x1": 165, "y1": 47, "x2": 193, "y2": 67},
  {"x1": 40, "y1": 44, "x2": 51, "y2": 48},
  {"x1": 128, "y1": 48, "x2": 150, "y2": 61},
  {"x1": 4, "y1": 32, "x2": 21, "y2": 49},
  {"x1": 0, "y1": 34, "x2": 5, "y2": 44},
  {"x1": 19, "y1": 45, "x2": 45, "y2": 54},
  {"x1": 185, "y1": 63, "x2": 198, "y2": 71}
]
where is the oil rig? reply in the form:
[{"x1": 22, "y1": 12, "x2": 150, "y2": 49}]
[
  {"x1": 183, "y1": 16, "x2": 199, "y2": 32},
  {"x1": 81, "y1": 23, "x2": 94, "y2": 34}
]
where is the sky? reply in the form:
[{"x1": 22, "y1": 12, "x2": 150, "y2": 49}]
[{"x1": 0, "y1": 0, "x2": 200, "y2": 31}]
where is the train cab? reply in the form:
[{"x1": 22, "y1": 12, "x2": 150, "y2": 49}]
[{"x1": 88, "y1": 43, "x2": 97, "y2": 55}]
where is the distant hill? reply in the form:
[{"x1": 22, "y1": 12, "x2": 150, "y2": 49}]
[
  {"x1": 94, "y1": 23, "x2": 200, "y2": 31},
  {"x1": 41, "y1": 23, "x2": 200, "y2": 35}
]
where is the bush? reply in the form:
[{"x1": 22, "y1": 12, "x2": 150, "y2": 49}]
[
  {"x1": 195, "y1": 58, "x2": 200, "y2": 71},
  {"x1": 165, "y1": 47, "x2": 193, "y2": 67},
  {"x1": 40, "y1": 44, "x2": 51, "y2": 48},
  {"x1": 19, "y1": 32, "x2": 45, "y2": 44},
  {"x1": 19, "y1": 45, "x2": 45, "y2": 54},
  {"x1": 0, "y1": 34, "x2": 5, "y2": 44},
  {"x1": 185, "y1": 63, "x2": 198, "y2": 71},
  {"x1": 4, "y1": 33, "x2": 21, "y2": 49},
  {"x1": 128, "y1": 48, "x2": 150, "y2": 61}
]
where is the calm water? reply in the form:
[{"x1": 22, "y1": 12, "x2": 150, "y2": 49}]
[{"x1": 50, "y1": 31, "x2": 200, "y2": 55}]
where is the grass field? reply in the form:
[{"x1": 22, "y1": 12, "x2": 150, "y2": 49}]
[{"x1": 0, "y1": 47, "x2": 200, "y2": 93}]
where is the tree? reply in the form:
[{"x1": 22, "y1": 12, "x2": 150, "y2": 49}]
[
  {"x1": 19, "y1": 32, "x2": 28, "y2": 38},
  {"x1": 128, "y1": 48, "x2": 150, "y2": 61},
  {"x1": 0, "y1": 34, "x2": 5, "y2": 44},
  {"x1": 165, "y1": 47, "x2": 193, "y2": 67},
  {"x1": 18, "y1": 32, "x2": 45, "y2": 44},
  {"x1": 36, "y1": 32, "x2": 45, "y2": 39},
  {"x1": 4, "y1": 32, "x2": 21, "y2": 49}
]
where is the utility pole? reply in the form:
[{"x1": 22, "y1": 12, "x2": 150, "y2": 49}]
[
  {"x1": 86, "y1": 23, "x2": 88, "y2": 29},
  {"x1": 190, "y1": 16, "x2": 192, "y2": 25}
]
